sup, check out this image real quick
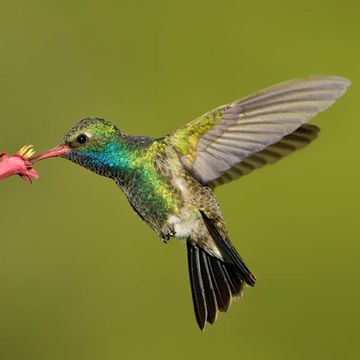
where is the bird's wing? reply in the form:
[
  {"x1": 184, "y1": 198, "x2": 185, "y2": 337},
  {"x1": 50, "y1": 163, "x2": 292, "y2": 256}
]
[
  {"x1": 166, "y1": 76, "x2": 350, "y2": 186},
  {"x1": 208, "y1": 123, "x2": 319, "y2": 187}
]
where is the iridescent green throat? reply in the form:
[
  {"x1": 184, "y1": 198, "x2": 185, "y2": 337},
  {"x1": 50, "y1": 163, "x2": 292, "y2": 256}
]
[{"x1": 66, "y1": 135, "x2": 177, "y2": 223}]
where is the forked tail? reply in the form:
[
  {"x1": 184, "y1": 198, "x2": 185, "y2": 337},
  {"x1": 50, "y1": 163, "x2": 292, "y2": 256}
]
[{"x1": 187, "y1": 211, "x2": 256, "y2": 330}]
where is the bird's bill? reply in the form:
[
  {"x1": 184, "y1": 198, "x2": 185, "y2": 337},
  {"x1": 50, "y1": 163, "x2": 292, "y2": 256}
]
[{"x1": 30, "y1": 144, "x2": 71, "y2": 163}]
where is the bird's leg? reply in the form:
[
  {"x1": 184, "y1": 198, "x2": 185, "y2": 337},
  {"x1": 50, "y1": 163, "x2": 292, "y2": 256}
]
[
  {"x1": 160, "y1": 221, "x2": 176, "y2": 243},
  {"x1": 160, "y1": 233, "x2": 170, "y2": 244}
]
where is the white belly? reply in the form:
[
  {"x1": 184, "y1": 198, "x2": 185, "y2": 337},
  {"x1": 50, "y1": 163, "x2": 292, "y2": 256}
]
[
  {"x1": 168, "y1": 215, "x2": 198, "y2": 239},
  {"x1": 167, "y1": 173, "x2": 200, "y2": 239}
]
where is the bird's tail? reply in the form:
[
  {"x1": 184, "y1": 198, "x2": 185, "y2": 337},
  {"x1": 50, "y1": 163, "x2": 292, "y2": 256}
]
[{"x1": 187, "y1": 211, "x2": 256, "y2": 330}]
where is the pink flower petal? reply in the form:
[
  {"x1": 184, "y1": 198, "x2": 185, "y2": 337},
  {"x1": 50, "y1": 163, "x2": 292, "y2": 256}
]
[
  {"x1": 0, "y1": 152, "x2": 39, "y2": 183},
  {"x1": 0, "y1": 144, "x2": 68, "y2": 184}
]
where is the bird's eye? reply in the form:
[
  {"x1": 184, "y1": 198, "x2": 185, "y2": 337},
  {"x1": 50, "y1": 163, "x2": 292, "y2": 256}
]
[{"x1": 76, "y1": 134, "x2": 88, "y2": 144}]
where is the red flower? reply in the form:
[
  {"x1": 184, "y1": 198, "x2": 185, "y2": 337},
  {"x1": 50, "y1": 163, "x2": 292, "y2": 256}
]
[
  {"x1": 0, "y1": 144, "x2": 70, "y2": 184},
  {"x1": 0, "y1": 145, "x2": 39, "y2": 183}
]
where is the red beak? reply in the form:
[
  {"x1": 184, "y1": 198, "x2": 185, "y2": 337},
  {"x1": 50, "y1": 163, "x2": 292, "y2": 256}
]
[{"x1": 30, "y1": 144, "x2": 71, "y2": 163}]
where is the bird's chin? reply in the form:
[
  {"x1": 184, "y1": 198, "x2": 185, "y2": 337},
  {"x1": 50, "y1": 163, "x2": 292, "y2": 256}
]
[{"x1": 30, "y1": 144, "x2": 71, "y2": 163}]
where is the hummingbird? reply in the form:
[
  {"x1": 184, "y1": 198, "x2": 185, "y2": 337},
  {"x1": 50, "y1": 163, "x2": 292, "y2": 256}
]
[{"x1": 32, "y1": 76, "x2": 350, "y2": 330}]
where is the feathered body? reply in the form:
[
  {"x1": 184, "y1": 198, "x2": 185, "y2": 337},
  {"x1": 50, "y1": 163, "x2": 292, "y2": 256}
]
[
  {"x1": 33, "y1": 76, "x2": 350, "y2": 329},
  {"x1": 65, "y1": 119, "x2": 227, "y2": 246}
]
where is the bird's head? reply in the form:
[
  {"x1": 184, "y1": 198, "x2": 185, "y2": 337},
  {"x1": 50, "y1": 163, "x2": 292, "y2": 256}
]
[{"x1": 32, "y1": 117, "x2": 124, "y2": 176}]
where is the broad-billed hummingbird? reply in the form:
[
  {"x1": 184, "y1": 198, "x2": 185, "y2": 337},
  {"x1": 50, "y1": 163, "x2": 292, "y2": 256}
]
[{"x1": 32, "y1": 76, "x2": 350, "y2": 330}]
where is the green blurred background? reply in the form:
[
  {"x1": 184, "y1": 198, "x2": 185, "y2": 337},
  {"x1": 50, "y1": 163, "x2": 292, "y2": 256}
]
[{"x1": 1, "y1": 0, "x2": 359, "y2": 359}]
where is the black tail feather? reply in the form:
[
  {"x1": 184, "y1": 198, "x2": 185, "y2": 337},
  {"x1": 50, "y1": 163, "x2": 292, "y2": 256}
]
[
  {"x1": 207, "y1": 255, "x2": 231, "y2": 312},
  {"x1": 187, "y1": 212, "x2": 256, "y2": 330},
  {"x1": 201, "y1": 211, "x2": 256, "y2": 286},
  {"x1": 187, "y1": 244, "x2": 207, "y2": 330},
  {"x1": 199, "y1": 250, "x2": 218, "y2": 324},
  {"x1": 221, "y1": 262, "x2": 244, "y2": 298}
]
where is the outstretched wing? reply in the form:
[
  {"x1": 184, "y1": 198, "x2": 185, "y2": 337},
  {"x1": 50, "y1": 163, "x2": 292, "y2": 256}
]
[
  {"x1": 167, "y1": 76, "x2": 350, "y2": 186},
  {"x1": 208, "y1": 123, "x2": 319, "y2": 187}
]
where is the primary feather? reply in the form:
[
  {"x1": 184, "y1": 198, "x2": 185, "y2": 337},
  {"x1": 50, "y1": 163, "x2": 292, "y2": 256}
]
[{"x1": 169, "y1": 76, "x2": 350, "y2": 184}]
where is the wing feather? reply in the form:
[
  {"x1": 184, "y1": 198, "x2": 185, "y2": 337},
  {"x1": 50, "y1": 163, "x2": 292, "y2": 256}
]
[
  {"x1": 208, "y1": 124, "x2": 319, "y2": 187},
  {"x1": 168, "y1": 76, "x2": 350, "y2": 185}
]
